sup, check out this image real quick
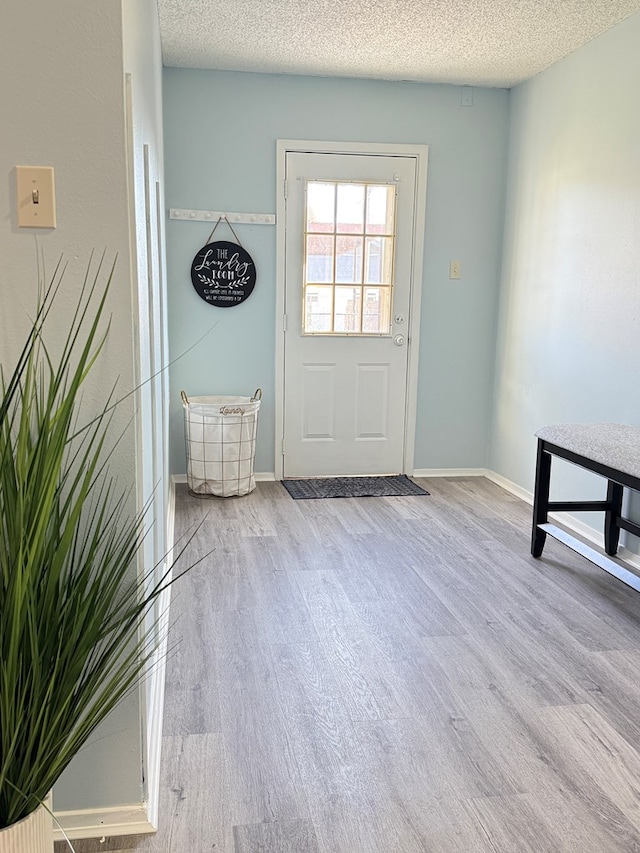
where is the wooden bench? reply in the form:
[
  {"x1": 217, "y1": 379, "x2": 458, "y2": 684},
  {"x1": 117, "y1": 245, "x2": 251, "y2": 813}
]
[{"x1": 531, "y1": 423, "x2": 640, "y2": 592}]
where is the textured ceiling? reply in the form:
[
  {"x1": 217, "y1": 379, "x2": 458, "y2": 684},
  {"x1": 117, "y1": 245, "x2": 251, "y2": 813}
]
[{"x1": 158, "y1": 0, "x2": 640, "y2": 88}]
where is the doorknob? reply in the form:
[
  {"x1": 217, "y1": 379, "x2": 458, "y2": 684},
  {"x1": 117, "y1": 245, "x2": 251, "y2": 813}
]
[{"x1": 393, "y1": 334, "x2": 406, "y2": 347}]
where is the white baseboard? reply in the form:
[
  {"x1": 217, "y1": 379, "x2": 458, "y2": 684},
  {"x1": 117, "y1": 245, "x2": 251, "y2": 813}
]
[
  {"x1": 412, "y1": 467, "x2": 487, "y2": 478},
  {"x1": 53, "y1": 804, "x2": 154, "y2": 842},
  {"x1": 484, "y1": 469, "x2": 534, "y2": 505},
  {"x1": 485, "y1": 470, "x2": 640, "y2": 573},
  {"x1": 171, "y1": 472, "x2": 275, "y2": 484}
]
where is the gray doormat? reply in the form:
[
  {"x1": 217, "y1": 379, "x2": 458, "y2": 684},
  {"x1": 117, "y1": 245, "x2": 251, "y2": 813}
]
[{"x1": 281, "y1": 475, "x2": 429, "y2": 500}]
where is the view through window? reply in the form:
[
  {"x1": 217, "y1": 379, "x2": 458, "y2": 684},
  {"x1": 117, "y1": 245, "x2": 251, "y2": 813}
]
[{"x1": 303, "y1": 180, "x2": 397, "y2": 334}]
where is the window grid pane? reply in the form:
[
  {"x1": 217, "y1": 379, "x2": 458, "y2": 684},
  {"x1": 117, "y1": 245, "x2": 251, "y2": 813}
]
[
  {"x1": 364, "y1": 236, "x2": 395, "y2": 285},
  {"x1": 306, "y1": 234, "x2": 334, "y2": 283},
  {"x1": 363, "y1": 286, "x2": 392, "y2": 333},
  {"x1": 335, "y1": 235, "x2": 364, "y2": 284},
  {"x1": 366, "y1": 185, "x2": 396, "y2": 235},
  {"x1": 307, "y1": 182, "x2": 335, "y2": 232},
  {"x1": 304, "y1": 179, "x2": 396, "y2": 334},
  {"x1": 305, "y1": 285, "x2": 333, "y2": 332},
  {"x1": 334, "y1": 286, "x2": 362, "y2": 333},
  {"x1": 336, "y1": 184, "x2": 365, "y2": 234}
]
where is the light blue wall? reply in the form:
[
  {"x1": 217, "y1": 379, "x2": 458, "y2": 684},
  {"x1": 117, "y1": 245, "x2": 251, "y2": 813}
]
[
  {"x1": 163, "y1": 70, "x2": 509, "y2": 474},
  {"x1": 489, "y1": 11, "x2": 640, "y2": 538}
]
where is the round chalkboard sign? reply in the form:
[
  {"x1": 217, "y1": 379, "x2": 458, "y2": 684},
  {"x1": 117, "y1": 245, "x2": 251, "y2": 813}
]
[{"x1": 190, "y1": 241, "x2": 256, "y2": 308}]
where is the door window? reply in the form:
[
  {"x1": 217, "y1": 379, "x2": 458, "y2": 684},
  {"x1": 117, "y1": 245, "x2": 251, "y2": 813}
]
[{"x1": 303, "y1": 180, "x2": 396, "y2": 335}]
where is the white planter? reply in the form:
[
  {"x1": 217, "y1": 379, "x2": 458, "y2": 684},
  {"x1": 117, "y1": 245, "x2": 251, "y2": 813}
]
[{"x1": 0, "y1": 803, "x2": 53, "y2": 853}]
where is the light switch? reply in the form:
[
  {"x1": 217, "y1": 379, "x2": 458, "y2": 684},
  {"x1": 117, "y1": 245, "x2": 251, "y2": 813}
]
[
  {"x1": 449, "y1": 260, "x2": 461, "y2": 280},
  {"x1": 16, "y1": 166, "x2": 56, "y2": 228}
]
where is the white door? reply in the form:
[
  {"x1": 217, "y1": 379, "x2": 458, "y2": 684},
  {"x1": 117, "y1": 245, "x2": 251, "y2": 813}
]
[{"x1": 283, "y1": 151, "x2": 419, "y2": 477}]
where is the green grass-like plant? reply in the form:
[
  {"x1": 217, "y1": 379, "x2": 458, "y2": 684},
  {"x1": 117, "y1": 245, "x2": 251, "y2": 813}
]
[{"x1": 0, "y1": 255, "x2": 179, "y2": 829}]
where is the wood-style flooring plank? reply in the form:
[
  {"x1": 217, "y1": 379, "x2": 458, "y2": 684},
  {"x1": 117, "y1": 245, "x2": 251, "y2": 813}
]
[
  {"x1": 503, "y1": 606, "x2": 640, "y2": 748},
  {"x1": 355, "y1": 713, "x2": 495, "y2": 800},
  {"x1": 292, "y1": 569, "x2": 412, "y2": 720},
  {"x1": 421, "y1": 634, "x2": 573, "y2": 793},
  {"x1": 243, "y1": 538, "x2": 319, "y2": 646},
  {"x1": 233, "y1": 818, "x2": 320, "y2": 853},
  {"x1": 332, "y1": 542, "x2": 467, "y2": 639},
  {"x1": 162, "y1": 558, "x2": 222, "y2": 736},
  {"x1": 181, "y1": 486, "x2": 277, "y2": 541},
  {"x1": 269, "y1": 639, "x2": 373, "y2": 808},
  {"x1": 133, "y1": 732, "x2": 232, "y2": 853},
  {"x1": 213, "y1": 608, "x2": 309, "y2": 826},
  {"x1": 539, "y1": 703, "x2": 640, "y2": 833},
  {"x1": 465, "y1": 786, "x2": 640, "y2": 853},
  {"x1": 441, "y1": 612, "x2": 591, "y2": 709}
]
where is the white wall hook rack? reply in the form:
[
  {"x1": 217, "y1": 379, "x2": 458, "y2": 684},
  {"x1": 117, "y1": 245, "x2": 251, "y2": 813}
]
[{"x1": 169, "y1": 208, "x2": 275, "y2": 225}]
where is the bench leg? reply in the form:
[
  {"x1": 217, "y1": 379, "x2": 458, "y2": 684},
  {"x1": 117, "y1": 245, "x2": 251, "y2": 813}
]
[
  {"x1": 532, "y1": 440, "x2": 551, "y2": 558},
  {"x1": 604, "y1": 481, "x2": 623, "y2": 556}
]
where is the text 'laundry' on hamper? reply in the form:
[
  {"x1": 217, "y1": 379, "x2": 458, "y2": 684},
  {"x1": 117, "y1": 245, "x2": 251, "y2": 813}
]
[{"x1": 181, "y1": 389, "x2": 261, "y2": 497}]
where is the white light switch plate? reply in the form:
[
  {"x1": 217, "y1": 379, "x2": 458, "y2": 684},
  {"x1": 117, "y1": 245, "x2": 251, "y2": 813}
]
[
  {"x1": 449, "y1": 259, "x2": 461, "y2": 280},
  {"x1": 16, "y1": 166, "x2": 56, "y2": 228}
]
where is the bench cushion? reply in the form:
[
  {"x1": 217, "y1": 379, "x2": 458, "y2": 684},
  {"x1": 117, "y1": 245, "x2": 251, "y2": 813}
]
[{"x1": 535, "y1": 423, "x2": 640, "y2": 481}]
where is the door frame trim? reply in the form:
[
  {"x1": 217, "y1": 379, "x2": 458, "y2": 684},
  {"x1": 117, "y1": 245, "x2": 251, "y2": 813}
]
[{"x1": 275, "y1": 139, "x2": 429, "y2": 481}]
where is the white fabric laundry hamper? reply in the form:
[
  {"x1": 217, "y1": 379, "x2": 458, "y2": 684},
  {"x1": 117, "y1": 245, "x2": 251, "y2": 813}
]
[{"x1": 182, "y1": 389, "x2": 261, "y2": 497}]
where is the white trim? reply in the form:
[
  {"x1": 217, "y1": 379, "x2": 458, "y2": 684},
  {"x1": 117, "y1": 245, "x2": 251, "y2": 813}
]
[
  {"x1": 142, "y1": 476, "x2": 177, "y2": 829},
  {"x1": 166, "y1": 474, "x2": 177, "y2": 564},
  {"x1": 277, "y1": 139, "x2": 432, "y2": 157},
  {"x1": 143, "y1": 579, "x2": 171, "y2": 830},
  {"x1": 413, "y1": 467, "x2": 487, "y2": 478},
  {"x1": 274, "y1": 139, "x2": 429, "y2": 481},
  {"x1": 125, "y1": 72, "x2": 170, "y2": 838},
  {"x1": 125, "y1": 72, "x2": 152, "y2": 829},
  {"x1": 123, "y1": 75, "x2": 145, "y2": 546},
  {"x1": 274, "y1": 144, "x2": 287, "y2": 481},
  {"x1": 403, "y1": 145, "x2": 428, "y2": 477},
  {"x1": 484, "y1": 469, "x2": 534, "y2": 504},
  {"x1": 171, "y1": 472, "x2": 275, "y2": 484},
  {"x1": 52, "y1": 805, "x2": 154, "y2": 842},
  {"x1": 484, "y1": 470, "x2": 640, "y2": 573}
]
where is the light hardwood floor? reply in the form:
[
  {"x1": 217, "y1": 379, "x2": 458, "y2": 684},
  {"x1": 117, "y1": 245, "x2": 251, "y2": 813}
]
[{"x1": 58, "y1": 477, "x2": 640, "y2": 852}]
